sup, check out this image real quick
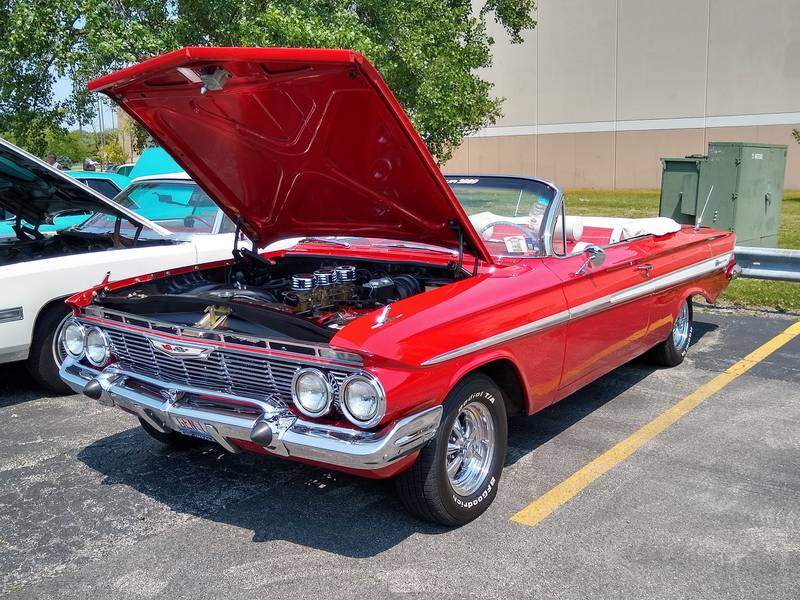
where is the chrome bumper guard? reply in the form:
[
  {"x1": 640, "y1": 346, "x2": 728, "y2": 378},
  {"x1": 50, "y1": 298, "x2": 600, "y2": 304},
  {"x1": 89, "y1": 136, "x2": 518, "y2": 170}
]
[{"x1": 60, "y1": 357, "x2": 442, "y2": 470}]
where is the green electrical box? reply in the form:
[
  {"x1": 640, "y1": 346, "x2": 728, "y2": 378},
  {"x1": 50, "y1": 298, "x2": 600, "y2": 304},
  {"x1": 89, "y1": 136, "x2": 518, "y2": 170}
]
[{"x1": 659, "y1": 142, "x2": 787, "y2": 247}]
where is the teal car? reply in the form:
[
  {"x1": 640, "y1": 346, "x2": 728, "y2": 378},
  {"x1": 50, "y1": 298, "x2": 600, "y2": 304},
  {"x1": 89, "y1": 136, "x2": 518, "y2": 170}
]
[
  {"x1": 79, "y1": 172, "x2": 224, "y2": 234},
  {"x1": 65, "y1": 170, "x2": 131, "y2": 199},
  {"x1": 128, "y1": 147, "x2": 183, "y2": 180}
]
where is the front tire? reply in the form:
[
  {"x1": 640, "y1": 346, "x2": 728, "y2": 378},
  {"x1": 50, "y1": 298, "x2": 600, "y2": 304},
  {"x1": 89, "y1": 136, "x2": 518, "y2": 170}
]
[
  {"x1": 25, "y1": 304, "x2": 73, "y2": 394},
  {"x1": 647, "y1": 298, "x2": 693, "y2": 367},
  {"x1": 395, "y1": 374, "x2": 507, "y2": 526}
]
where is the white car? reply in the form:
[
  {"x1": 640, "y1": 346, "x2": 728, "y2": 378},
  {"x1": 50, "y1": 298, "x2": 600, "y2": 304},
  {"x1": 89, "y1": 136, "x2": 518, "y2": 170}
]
[{"x1": 0, "y1": 139, "x2": 243, "y2": 392}]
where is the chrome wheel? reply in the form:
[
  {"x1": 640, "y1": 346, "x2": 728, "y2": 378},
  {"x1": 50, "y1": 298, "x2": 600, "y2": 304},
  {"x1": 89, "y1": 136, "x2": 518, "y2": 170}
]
[
  {"x1": 672, "y1": 301, "x2": 691, "y2": 352},
  {"x1": 446, "y1": 402, "x2": 496, "y2": 496}
]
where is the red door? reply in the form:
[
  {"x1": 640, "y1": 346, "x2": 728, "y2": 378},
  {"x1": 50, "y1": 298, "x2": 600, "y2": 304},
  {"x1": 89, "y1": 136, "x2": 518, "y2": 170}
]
[{"x1": 545, "y1": 240, "x2": 656, "y2": 398}]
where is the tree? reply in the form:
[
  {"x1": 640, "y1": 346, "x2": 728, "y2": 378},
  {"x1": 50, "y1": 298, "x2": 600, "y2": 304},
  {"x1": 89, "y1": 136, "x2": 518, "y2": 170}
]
[
  {"x1": 0, "y1": 0, "x2": 536, "y2": 162},
  {"x1": 98, "y1": 139, "x2": 128, "y2": 165}
]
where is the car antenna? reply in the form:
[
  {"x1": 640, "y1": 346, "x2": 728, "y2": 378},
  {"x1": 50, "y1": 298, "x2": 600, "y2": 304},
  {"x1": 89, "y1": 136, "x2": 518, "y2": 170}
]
[{"x1": 694, "y1": 185, "x2": 714, "y2": 232}]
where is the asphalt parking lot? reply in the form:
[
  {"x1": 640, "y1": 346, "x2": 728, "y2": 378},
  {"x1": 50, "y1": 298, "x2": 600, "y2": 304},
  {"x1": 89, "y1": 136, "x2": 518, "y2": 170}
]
[{"x1": 1, "y1": 306, "x2": 798, "y2": 599}]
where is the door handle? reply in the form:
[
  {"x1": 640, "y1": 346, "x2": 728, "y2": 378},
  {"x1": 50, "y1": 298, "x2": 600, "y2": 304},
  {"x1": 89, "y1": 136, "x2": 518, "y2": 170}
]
[{"x1": 636, "y1": 264, "x2": 653, "y2": 278}]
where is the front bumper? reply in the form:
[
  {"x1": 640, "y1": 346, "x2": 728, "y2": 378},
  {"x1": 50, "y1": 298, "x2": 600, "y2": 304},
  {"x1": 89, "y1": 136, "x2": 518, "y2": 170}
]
[{"x1": 60, "y1": 357, "x2": 442, "y2": 471}]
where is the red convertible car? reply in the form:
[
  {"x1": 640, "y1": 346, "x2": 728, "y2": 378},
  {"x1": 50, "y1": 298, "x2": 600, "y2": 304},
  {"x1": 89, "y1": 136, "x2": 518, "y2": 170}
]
[{"x1": 59, "y1": 48, "x2": 737, "y2": 525}]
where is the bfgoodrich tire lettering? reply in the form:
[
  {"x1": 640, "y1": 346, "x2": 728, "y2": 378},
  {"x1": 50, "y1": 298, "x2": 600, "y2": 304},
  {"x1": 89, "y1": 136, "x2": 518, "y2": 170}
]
[{"x1": 394, "y1": 373, "x2": 507, "y2": 526}]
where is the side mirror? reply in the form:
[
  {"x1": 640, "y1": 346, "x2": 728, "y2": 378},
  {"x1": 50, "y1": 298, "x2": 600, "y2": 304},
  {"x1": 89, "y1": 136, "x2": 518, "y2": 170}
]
[{"x1": 576, "y1": 245, "x2": 606, "y2": 275}]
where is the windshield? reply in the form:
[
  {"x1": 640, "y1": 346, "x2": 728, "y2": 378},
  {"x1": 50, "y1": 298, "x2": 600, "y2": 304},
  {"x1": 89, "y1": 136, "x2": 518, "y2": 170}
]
[
  {"x1": 446, "y1": 176, "x2": 559, "y2": 258},
  {"x1": 78, "y1": 180, "x2": 221, "y2": 236}
]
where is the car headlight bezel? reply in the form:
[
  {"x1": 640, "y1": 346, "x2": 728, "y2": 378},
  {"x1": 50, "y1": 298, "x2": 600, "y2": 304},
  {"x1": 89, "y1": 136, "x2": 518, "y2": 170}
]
[
  {"x1": 339, "y1": 374, "x2": 386, "y2": 429},
  {"x1": 291, "y1": 368, "x2": 333, "y2": 418},
  {"x1": 62, "y1": 319, "x2": 86, "y2": 359},
  {"x1": 84, "y1": 326, "x2": 111, "y2": 367}
]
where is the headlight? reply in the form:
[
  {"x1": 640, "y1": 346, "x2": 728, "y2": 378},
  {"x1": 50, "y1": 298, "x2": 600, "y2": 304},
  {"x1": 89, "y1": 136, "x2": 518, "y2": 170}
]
[
  {"x1": 84, "y1": 327, "x2": 111, "y2": 366},
  {"x1": 291, "y1": 368, "x2": 332, "y2": 417},
  {"x1": 62, "y1": 320, "x2": 85, "y2": 358},
  {"x1": 339, "y1": 374, "x2": 385, "y2": 428}
]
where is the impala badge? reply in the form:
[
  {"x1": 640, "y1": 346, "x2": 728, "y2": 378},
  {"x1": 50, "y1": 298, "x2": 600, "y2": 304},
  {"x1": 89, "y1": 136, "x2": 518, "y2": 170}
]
[{"x1": 150, "y1": 339, "x2": 214, "y2": 360}]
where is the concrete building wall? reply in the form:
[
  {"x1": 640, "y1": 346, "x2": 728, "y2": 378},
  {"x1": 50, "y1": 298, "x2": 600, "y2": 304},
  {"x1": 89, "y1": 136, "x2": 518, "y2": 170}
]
[{"x1": 446, "y1": 0, "x2": 800, "y2": 189}]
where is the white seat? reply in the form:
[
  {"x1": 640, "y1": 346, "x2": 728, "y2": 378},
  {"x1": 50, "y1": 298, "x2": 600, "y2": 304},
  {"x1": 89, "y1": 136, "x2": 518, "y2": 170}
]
[{"x1": 580, "y1": 216, "x2": 681, "y2": 244}]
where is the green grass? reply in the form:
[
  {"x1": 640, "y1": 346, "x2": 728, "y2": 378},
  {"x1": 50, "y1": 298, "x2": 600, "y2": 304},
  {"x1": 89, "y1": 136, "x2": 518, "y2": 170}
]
[{"x1": 564, "y1": 188, "x2": 800, "y2": 312}]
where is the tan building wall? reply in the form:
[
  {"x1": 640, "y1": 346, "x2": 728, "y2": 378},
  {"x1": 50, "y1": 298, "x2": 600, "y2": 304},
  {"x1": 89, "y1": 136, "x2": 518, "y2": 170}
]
[
  {"x1": 445, "y1": 0, "x2": 800, "y2": 189},
  {"x1": 116, "y1": 110, "x2": 139, "y2": 163}
]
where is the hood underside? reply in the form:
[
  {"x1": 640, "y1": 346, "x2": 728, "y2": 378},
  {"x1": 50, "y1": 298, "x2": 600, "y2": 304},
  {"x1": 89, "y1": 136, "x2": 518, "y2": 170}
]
[
  {"x1": 89, "y1": 47, "x2": 491, "y2": 262},
  {"x1": 0, "y1": 139, "x2": 168, "y2": 236}
]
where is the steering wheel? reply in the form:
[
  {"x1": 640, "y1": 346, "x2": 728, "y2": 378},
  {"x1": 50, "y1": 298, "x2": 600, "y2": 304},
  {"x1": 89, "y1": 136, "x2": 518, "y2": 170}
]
[
  {"x1": 183, "y1": 214, "x2": 214, "y2": 230},
  {"x1": 477, "y1": 220, "x2": 539, "y2": 253}
]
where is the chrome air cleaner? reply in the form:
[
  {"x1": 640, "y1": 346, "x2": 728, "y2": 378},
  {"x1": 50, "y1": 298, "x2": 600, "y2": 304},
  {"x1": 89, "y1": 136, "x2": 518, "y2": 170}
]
[
  {"x1": 291, "y1": 274, "x2": 316, "y2": 292},
  {"x1": 334, "y1": 265, "x2": 356, "y2": 283},
  {"x1": 313, "y1": 268, "x2": 336, "y2": 287}
]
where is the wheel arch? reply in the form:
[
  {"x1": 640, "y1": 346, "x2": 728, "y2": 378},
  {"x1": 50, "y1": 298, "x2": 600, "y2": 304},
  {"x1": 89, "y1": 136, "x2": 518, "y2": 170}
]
[
  {"x1": 31, "y1": 295, "x2": 72, "y2": 336},
  {"x1": 442, "y1": 354, "x2": 529, "y2": 418},
  {"x1": 681, "y1": 286, "x2": 710, "y2": 306}
]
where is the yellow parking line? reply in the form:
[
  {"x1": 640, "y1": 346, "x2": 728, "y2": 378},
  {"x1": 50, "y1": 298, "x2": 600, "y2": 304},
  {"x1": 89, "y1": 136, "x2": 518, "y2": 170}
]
[{"x1": 511, "y1": 320, "x2": 800, "y2": 527}]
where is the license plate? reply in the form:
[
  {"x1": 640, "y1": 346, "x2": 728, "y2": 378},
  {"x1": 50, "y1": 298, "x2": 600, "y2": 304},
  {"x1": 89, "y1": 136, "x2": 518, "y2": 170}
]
[{"x1": 173, "y1": 417, "x2": 214, "y2": 441}]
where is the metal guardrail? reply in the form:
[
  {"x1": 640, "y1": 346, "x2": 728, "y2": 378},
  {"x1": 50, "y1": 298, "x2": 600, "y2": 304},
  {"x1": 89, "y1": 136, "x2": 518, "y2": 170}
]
[{"x1": 734, "y1": 246, "x2": 800, "y2": 282}]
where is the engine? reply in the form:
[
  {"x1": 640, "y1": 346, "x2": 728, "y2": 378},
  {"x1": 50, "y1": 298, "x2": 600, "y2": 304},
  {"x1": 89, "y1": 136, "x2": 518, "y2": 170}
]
[
  {"x1": 97, "y1": 254, "x2": 457, "y2": 340},
  {"x1": 230, "y1": 263, "x2": 425, "y2": 330}
]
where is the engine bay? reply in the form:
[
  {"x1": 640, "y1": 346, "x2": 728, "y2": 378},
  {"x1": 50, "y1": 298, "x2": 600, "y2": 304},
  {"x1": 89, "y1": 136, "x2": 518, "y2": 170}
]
[{"x1": 95, "y1": 254, "x2": 463, "y2": 342}]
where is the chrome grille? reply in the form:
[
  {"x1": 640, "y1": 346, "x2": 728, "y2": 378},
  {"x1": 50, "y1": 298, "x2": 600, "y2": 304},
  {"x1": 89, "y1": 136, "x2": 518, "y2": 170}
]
[{"x1": 102, "y1": 327, "x2": 351, "y2": 402}]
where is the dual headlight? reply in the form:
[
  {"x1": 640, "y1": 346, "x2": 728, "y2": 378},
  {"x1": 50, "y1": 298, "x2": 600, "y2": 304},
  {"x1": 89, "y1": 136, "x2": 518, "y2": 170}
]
[
  {"x1": 61, "y1": 320, "x2": 111, "y2": 367},
  {"x1": 291, "y1": 368, "x2": 385, "y2": 428}
]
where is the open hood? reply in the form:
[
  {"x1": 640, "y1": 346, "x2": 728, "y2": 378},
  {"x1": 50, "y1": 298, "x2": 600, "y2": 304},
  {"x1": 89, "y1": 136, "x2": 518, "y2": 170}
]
[
  {"x1": 89, "y1": 47, "x2": 492, "y2": 262},
  {"x1": 0, "y1": 139, "x2": 169, "y2": 236}
]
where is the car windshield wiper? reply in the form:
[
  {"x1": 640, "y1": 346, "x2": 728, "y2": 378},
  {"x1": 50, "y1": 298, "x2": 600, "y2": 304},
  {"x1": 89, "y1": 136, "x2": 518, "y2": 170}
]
[
  {"x1": 373, "y1": 242, "x2": 457, "y2": 256},
  {"x1": 297, "y1": 237, "x2": 351, "y2": 248}
]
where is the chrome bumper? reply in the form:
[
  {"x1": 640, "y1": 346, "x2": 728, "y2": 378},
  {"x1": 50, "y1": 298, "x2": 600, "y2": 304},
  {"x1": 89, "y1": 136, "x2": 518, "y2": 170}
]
[{"x1": 60, "y1": 357, "x2": 442, "y2": 470}]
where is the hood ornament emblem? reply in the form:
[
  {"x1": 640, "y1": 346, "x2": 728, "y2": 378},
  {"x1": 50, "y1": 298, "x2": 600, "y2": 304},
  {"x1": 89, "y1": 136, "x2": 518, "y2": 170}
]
[
  {"x1": 372, "y1": 305, "x2": 402, "y2": 328},
  {"x1": 150, "y1": 339, "x2": 214, "y2": 360}
]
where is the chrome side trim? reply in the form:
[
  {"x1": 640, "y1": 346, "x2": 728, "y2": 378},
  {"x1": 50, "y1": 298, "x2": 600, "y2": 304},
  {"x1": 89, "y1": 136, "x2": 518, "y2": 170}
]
[
  {"x1": 421, "y1": 309, "x2": 571, "y2": 365},
  {"x1": 609, "y1": 252, "x2": 732, "y2": 306},
  {"x1": 422, "y1": 252, "x2": 732, "y2": 366},
  {"x1": 0, "y1": 307, "x2": 24, "y2": 324}
]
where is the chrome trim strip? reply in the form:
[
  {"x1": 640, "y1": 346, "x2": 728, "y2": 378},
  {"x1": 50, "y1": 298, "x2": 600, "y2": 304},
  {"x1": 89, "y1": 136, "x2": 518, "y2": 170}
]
[
  {"x1": 0, "y1": 307, "x2": 24, "y2": 324},
  {"x1": 422, "y1": 252, "x2": 732, "y2": 366},
  {"x1": 422, "y1": 309, "x2": 572, "y2": 366},
  {"x1": 608, "y1": 252, "x2": 732, "y2": 306}
]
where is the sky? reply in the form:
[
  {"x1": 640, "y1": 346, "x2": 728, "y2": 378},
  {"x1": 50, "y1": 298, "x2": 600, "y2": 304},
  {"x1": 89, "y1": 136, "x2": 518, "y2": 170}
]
[{"x1": 53, "y1": 75, "x2": 117, "y2": 132}]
